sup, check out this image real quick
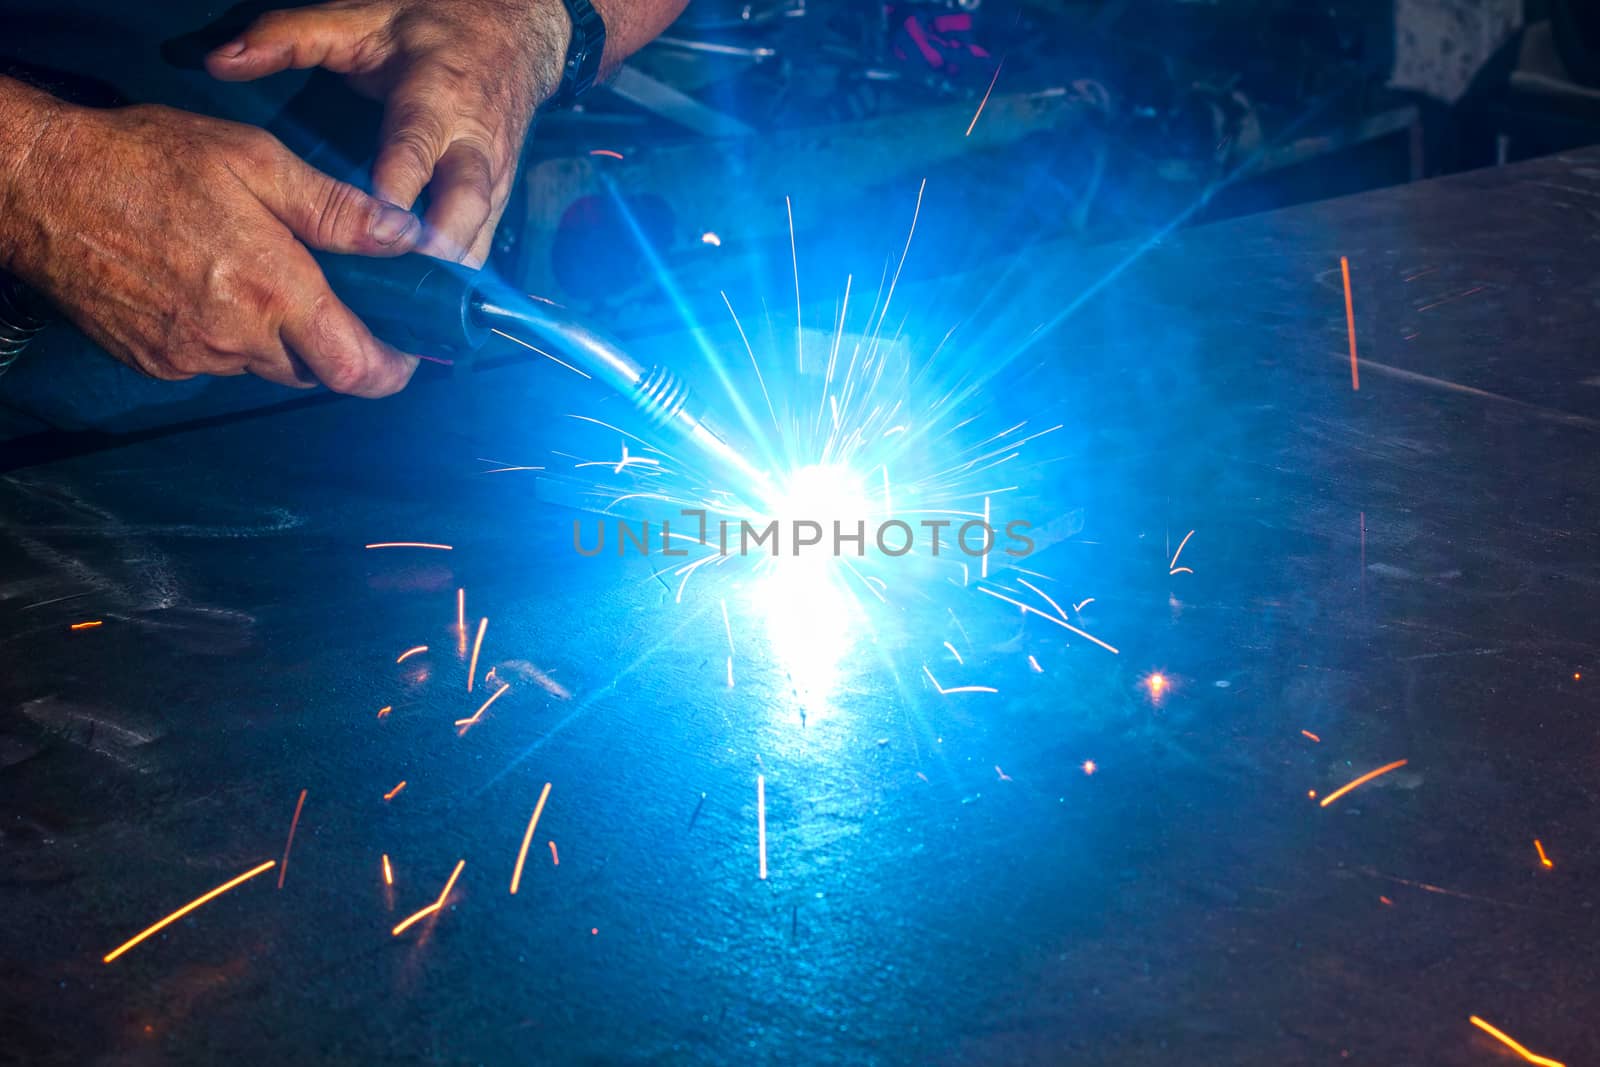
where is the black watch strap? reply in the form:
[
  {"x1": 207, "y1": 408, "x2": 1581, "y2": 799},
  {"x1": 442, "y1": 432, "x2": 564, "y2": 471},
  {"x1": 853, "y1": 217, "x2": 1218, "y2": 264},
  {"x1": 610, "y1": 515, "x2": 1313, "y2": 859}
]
[{"x1": 547, "y1": 0, "x2": 607, "y2": 110}]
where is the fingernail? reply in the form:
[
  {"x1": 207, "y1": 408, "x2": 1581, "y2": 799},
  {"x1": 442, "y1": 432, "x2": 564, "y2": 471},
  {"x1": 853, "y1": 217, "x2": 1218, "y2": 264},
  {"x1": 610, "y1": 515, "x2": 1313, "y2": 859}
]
[
  {"x1": 371, "y1": 208, "x2": 415, "y2": 246},
  {"x1": 214, "y1": 39, "x2": 247, "y2": 58}
]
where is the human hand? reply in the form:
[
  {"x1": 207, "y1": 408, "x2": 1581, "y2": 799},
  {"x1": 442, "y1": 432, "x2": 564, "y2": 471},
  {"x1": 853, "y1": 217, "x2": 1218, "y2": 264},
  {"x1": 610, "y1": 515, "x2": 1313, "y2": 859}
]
[
  {"x1": 207, "y1": 0, "x2": 573, "y2": 266},
  {"x1": 2, "y1": 96, "x2": 423, "y2": 395}
]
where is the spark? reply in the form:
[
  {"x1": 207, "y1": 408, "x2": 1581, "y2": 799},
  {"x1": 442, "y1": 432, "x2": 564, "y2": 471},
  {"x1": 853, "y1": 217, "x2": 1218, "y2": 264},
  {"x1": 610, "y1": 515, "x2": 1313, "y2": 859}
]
[
  {"x1": 491, "y1": 328, "x2": 591, "y2": 378},
  {"x1": 510, "y1": 782, "x2": 553, "y2": 895},
  {"x1": 396, "y1": 645, "x2": 428, "y2": 663},
  {"x1": 1379, "y1": 895, "x2": 1393, "y2": 906},
  {"x1": 757, "y1": 774, "x2": 768, "y2": 880},
  {"x1": 383, "y1": 781, "x2": 407, "y2": 801},
  {"x1": 1144, "y1": 672, "x2": 1169, "y2": 700},
  {"x1": 364, "y1": 542, "x2": 452, "y2": 550},
  {"x1": 977, "y1": 586, "x2": 1119, "y2": 654},
  {"x1": 995, "y1": 765, "x2": 1012, "y2": 782},
  {"x1": 1073, "y1": 598, "x2": 1095, "y2": 613},
  {"x1": 102, "y1": 860, "x2": 276, "y2": 963},
  {"x1": 1016, "y1": 578, "x2": 1068, "y2": 620},
  {"x1": 589, "y1": 148, "x2": 624, "y2": 159},
  {"x1": 69, "y1": 620, "x2": 103, "y2": 630},
  {"x1": 377, "y1": 705, "x2": 392, "y2": 719},
  {"x1": 549, "y1": 841, "x2": 559, "y2": 866},
  {"x1": 1168, "y1": 529, "x2": 1195, "y2": 574},
  {"x1": 1535, "y1": 840, "x2": 1553, "y2": 869},
  {"x1": 467, "y1": 617, "x2": 488, "y2": 692},
  {"x1": 277, "y1": 789, "x2": 306, "y2": 889},
  {"x1": 456, "y1": 588, "x2": 465, "y2": 635},
  {"x1": 1027, "y1": 655, "x2": 1042, "y2": 672},
  {"x1": 726, "y1": 657, "x2": 734, "y2": 688},
  {"x1": 1468, "y1": 1016, "x2": 1565, "y2": 1067},
  {"x1": 922, "y1": 665, "x2": 998, "y2": 695},
  {"x1": 391, "y1": 859, "x2": 466, "y2": 937},
  {"x1": 1301, "y1": 730, "x2": 1322, "y2": 742},
  {"x1": 382, "y1": 854, "x2": 394, "y2": 886},
  {"x1": 701, "y1": 231, "x2": 722, "y2": 246},
  {"x1": 981, "y1": 496, "x2": 991, "y2": 579},
  {"x1": 943, "y1": 641, "x2": 964, "y2": 664},
  {"x1": 1319, "y1": 759, "x2": 1408, "y2": 807},
  {"x1": 1082, "y1": 760, "x2": 1097, "y2": 775},
  {"x1": 965, "y1": 60, "x2": 1004, "y2": 137},
  {"x1": 1341, "y1": 256, "x2": 1359, "y2": 390},
  {"x1": 786, "y1": 195, "x2": 802, "y2": 372},
  {"x1": 455, "y1": 682, "x2": 511, "y2": 732}
]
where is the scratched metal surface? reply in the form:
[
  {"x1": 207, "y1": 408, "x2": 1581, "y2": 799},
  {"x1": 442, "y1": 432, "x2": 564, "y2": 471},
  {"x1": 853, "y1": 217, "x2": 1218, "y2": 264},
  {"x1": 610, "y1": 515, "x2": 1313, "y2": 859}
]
[{"x1": 4, "y1": 149, "x2": 1600, "y2": 1065}]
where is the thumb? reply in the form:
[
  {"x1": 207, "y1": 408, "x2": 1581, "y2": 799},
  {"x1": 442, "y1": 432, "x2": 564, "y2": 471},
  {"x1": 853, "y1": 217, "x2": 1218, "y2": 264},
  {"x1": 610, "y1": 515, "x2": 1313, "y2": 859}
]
[
  {"x1": 206, "y1": 5, "x2": 388, "y2": 82},
  {"x1": 258, "y1": 151, "x2": 421, "y2": 257}
]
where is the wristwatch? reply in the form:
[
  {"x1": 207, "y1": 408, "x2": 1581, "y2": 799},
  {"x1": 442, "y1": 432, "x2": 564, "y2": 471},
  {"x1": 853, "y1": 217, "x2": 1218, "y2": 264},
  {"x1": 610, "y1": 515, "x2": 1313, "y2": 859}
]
[{"x1": 546, "y1": 0, "x2": 607, "y2": 109}]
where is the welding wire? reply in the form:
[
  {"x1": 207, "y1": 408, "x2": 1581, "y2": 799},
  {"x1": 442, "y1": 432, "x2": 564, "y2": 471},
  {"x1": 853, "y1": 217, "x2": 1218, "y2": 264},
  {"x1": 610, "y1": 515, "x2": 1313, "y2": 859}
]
[
  {"x1": 277, "y1": 789, "x2": 307, "y2": 889},
  {"x1": 102, "y1": 860, "x2": 276, "y2": 963},
  {"x1": 510, "y1": 783, "x2": 553, "y2": 894}
]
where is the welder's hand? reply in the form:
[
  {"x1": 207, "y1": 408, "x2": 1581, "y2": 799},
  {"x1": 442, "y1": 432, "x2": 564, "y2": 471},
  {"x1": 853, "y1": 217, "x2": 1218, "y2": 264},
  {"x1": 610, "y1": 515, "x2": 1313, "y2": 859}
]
[
  {"x1": 1, "y1": 101, "x2": 422, "y2": 395},
  {"x1": 206, "y1": 0, "x2": 572, "y2": 267}
]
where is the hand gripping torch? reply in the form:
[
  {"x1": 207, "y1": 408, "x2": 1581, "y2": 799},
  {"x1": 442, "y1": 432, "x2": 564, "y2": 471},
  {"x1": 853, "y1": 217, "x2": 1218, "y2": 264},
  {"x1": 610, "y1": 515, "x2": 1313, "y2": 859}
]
[{"x1": 314, "y1": 252, "x2": 769, "y2": 499}]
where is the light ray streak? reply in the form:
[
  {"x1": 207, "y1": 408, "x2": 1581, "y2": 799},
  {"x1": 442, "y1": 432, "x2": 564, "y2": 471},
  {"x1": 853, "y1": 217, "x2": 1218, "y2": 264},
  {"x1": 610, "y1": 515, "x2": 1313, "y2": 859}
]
[
  {"x1": 510, "y1": 782, "x2": 553, "y2": 894},
  {"x1": 277, "y1": 789, "x2": 306, "y2": 889},
  {"x1": 1319, "y1": 759, "x2": 1408, "y2": 807},
  {"x1": 491, "y1": 328, "x2": 591, "y2": 378},
  {"x1": 102, "y1": 860, "x2": 276, "y2": 963},
  {"x1": 977, "y1": 586, "x2": 1119, "y2": 654}
]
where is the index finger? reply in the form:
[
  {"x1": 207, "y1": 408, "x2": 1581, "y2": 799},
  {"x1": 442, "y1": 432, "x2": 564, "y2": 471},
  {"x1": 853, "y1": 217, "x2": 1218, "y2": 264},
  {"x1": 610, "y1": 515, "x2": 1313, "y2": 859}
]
[{"x1": 280, "y1": 259, "x2": 419, "y2": 398}]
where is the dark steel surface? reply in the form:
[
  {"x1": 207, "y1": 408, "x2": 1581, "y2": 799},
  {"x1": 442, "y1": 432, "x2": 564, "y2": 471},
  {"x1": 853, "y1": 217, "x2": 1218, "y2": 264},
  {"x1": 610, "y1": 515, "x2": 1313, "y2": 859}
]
[{"x1": 6, "y1": 150, "x2": 1600, "y2": 1065}]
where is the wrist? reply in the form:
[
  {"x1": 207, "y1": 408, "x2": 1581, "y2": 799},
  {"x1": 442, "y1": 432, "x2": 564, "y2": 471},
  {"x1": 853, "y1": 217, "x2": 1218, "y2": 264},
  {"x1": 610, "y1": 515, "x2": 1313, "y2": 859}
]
[
  {"x1": 0, "y1": 78, "x2": 80, "y2": 279},
  {"x1": 527, "y1": 1, "x2": 575, "y2": 106}
]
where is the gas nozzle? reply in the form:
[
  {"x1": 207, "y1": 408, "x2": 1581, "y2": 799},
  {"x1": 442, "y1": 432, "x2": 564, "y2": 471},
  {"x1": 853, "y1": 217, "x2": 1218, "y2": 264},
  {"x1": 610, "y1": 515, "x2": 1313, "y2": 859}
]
[{"x1": 314, "y1": 251, "x2": 770, "y2": 501}]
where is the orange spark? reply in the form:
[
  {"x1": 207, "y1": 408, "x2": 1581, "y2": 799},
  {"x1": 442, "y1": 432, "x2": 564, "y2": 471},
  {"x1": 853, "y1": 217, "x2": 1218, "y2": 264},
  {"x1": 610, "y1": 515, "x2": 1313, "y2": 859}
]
[
  {"x1": 1319, "y1": 759, "x2": 1408, "y2": 807},
  {"x1": 277, "y1": 789, "x2": 306, "y2": 889},
  {"x1": 548, "y1": 841, "x2": 559, "y2": 866},
  {"x1": 1379, "y1": 895, "x2": 1393, "y2": 906},
  {"x1": 1535, "y1": 840, "x2": 1553, "y2": 869},
  {"x1": 102, "y1": 860, "x2": 276, "y2": 963},
  {"x1": 376, "y1": 705, "x2": 392, "y2": 719},
  {"x1": 364, "y1": 542, "x2": 452, "y2": 550},
  {"x1": 1573, "y1": 672, "x2": 1581, "y2": 681},
  {"x1": 589, "y1": 148, "x2": 624, "y2": 159},
  {"x1": 757, "y1": 774, "x2": 768, "y2": 880},
  {"x1": 1341, "y1": 256, "x2": 1359, "y2": 391},
  {"x1": 1082, "y1": 760, "x2": 1097, "y2": 776},
  {"x1": 456, "y1": 588, "x2": 465, "y2": 633},
  {"x1": 510, "y1": 782, "x2": 553, "y2": 895},
  {"x1": 1468, "y1": 1015, "x2": 1565, "y2": 1067},
  {"x1": 396, "y1": 645, "x2": 428, "y2": 663},
  {"x1": 467, "y1": 617, "x2": 488, "y2": 692},
  {"x1": 69, "y1": 620, "x2": 103, "y2": 631},
  {"x1": 965, "y1": 60, "x2": 1003, "y2": 137},
  {"x1": 383, "y1": 781, "x2": 407, "y2": 801},
  {"x1": 382, "y1": 854, "x2": 394, "y2": 886},
  {"x1": 1301, "y1": 730, "x2": 1322, "y2": 742},
  {"x1": 455, "y1": 681, "x2": 511, "y2": 733},
  {"x1": 391, "y1": 859, "x2": 465, "y2": 937}
]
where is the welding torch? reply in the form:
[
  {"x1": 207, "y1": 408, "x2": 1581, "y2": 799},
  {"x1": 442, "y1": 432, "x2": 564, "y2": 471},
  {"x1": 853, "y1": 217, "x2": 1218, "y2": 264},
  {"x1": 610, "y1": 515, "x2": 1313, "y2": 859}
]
[{"x1": 321, "y1": 252, "x2": 770, "y2": 500}]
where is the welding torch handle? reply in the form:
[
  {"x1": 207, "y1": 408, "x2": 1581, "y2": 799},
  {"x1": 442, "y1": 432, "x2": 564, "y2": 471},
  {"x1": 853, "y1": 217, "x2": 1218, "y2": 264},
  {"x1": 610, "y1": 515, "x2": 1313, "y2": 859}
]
[{"x1": 312, "y1": 251, "x2": 488, "y2": 357}]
